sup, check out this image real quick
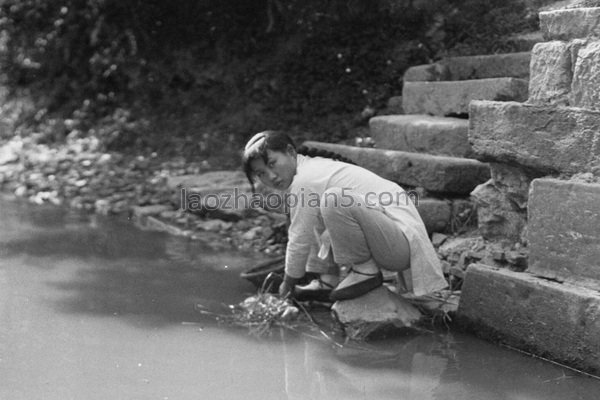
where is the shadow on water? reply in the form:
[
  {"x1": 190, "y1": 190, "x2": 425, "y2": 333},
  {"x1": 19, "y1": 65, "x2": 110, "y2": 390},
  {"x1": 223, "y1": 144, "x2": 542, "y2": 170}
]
[{"x1": 0, "y1": 196, "x2": 261, "y2": 328}]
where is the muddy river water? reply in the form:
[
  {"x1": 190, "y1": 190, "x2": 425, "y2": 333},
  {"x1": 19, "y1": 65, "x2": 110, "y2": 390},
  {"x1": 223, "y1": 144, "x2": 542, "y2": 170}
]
[{"x1": 1, "y1": 195, "x2": 600, "y2": 400}]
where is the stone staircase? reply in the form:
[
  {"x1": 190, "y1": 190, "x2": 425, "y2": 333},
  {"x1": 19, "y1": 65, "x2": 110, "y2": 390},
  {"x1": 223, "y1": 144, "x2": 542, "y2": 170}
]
[{"x1": 304, "y1": 50, "x2": 535, "y2": 235}]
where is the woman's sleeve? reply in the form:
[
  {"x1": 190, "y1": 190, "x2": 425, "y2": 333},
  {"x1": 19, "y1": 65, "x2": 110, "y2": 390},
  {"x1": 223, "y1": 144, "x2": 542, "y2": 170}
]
[{"x1": 285, "y1": 203, "x2": 321, "y2": 279}]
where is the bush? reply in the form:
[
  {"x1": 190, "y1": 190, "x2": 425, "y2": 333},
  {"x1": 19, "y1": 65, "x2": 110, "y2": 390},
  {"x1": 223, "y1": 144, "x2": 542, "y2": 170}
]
[{"x1": 0, "y1": 0, "x2": 539, "y2": 151}]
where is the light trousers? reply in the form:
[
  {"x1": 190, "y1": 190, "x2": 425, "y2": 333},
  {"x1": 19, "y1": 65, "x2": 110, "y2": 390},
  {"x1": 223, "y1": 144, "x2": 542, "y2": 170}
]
[{"x1": 306, "y1": 188, "x2": 411, "y2": 274}]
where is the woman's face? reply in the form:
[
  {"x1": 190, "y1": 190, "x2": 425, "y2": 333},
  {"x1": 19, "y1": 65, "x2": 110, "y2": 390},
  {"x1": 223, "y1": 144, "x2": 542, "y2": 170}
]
[{"x1": 249, "y1": 147, "x2": 297, "y2": 190}]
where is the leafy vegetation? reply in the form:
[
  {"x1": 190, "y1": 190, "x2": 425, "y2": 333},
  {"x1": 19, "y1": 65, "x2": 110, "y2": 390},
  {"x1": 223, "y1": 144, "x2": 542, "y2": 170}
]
[{"x1": 0, "y1": 0, "x2": 539, "y2": 159}]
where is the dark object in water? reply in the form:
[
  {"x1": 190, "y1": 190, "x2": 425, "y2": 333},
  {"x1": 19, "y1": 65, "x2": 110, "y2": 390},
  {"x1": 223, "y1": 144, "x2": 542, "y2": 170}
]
[
  {"x1": 241, "y1": 256, "x2": 318, "y2": 292},
  {"x1": 240, "y1": 256, "x2": 285, "y2": 287}
]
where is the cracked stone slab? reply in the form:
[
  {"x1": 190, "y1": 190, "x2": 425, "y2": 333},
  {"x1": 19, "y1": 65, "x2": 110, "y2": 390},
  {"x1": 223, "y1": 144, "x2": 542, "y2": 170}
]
[
  {"x1": 528, "y1": 178, "x2": 600, "y2": 291},
  {"x1": 457, "y1": 263, "x2": 600, "y2": 376}
]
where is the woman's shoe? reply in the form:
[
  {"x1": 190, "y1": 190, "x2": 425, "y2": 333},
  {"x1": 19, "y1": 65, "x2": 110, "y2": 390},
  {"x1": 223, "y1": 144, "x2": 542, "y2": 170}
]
[
  {"x1": 329, "y1": 268, "x2": 383, "y2": 301},
  {"x1": 294, "y1": 279, "x2": 335, "y2": 302}
]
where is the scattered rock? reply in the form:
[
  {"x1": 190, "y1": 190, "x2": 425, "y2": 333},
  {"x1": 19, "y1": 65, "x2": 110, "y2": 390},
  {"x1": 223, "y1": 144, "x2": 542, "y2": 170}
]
[
  {"x1": 0, "y1": 139, "x2": 21, "y2": 165},
  {"x1": 492, "y1": 250, "x2": 505, "y2": 261},
  {"x1": 435, "y1": 233, "x2": 528, "y2": 290},
  {"x1": 0, "y1": 136, "x2": 287, "y2": 255},
  {"x1": 131, "y1": 204, "x2": 173, "y2": 219},
  {"x1": 505, "y1": 250, "x2": 528, "y2": 270},
  {"x1": 449, "y1": 265, "x2": 465, "y2": 279},
  {"x1": 94, "y1": 199, "x2": 112, "y2": 215},
  {"x1": 241, "y1": 226, "x2": 263, "y2": 241},
  {"x1": 196, "y1": 219, "x2": 232, "y2": 232},
  {"x1": 437, "y1": 236, "x2": 482, "y2": 261}
]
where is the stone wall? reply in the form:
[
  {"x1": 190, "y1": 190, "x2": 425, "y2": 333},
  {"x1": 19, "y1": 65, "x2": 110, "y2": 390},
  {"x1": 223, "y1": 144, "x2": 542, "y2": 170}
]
[
  {"x1": 456, "y1": 4, "x2": 600, "y2": 376},
  {"x1": 469, "y1": 6, "x2": 600, "y2": 243}
]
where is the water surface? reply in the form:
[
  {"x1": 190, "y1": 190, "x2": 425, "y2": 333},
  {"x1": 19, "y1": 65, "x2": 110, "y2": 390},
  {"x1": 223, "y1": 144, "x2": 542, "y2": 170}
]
[{"x1": 1, "y1": 196, "x2": 599, "y2": 400}]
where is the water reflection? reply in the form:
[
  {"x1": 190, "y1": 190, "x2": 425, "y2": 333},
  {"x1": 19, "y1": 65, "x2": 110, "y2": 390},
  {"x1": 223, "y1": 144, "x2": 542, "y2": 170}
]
[{"x1": 275, "y1": 329, "x2": 598, "y2": 400}]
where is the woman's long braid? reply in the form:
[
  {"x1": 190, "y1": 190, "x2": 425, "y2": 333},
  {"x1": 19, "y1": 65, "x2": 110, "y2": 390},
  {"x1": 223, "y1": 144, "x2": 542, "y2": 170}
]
[{"x1": 296, "y1": 145, "x2": 356, "y2": 165}]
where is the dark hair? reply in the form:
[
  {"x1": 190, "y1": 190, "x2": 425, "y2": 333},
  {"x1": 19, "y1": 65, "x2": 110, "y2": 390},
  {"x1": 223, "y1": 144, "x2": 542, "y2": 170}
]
[
  {"x1": 241, "y1": 130, "x2": 296, "y2": 191},
  {"x1": 296, "y1": 145, "x2": 356, "y2": 165},
  {"x1": 242, "y1": 130, "x2": 355, "y2": 191}
]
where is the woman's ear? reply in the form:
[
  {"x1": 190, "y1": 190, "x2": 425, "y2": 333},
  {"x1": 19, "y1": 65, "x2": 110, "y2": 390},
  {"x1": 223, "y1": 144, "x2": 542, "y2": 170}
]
[{"x1": 286, "y1": 144, "x2": 297, "y2": 157}]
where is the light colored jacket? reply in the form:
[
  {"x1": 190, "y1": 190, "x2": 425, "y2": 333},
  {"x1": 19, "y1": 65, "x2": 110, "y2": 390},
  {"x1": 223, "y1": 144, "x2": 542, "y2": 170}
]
[{"x1": 285, "y1": 154, "x2": 447, "y2": 296}]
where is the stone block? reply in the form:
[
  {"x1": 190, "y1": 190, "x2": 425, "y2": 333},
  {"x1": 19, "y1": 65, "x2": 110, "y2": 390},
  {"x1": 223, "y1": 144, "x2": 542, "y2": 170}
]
[
  {"x1": 417, "y1": 198, "x2": 451, "y2": 234},
  {"x1": 369, "y1": 115, "x2": 471, "y2": 157},
  {"x1": 470, "y1": 162, "x2": 541, "y2": 241},
  {"x1": 571, "y1": 40, "x2": 600, "y2": 110},
  {"x1": 471, "y1": 180, "x2": 527, "y2": 241},
  {"x1": 332, "y1": 286, "x2": 423, "y2": 340},
  {"x1": 528, "y1": 41, "x2": 572, "y2": 105},
  {"x1": 457, "y1": 264, "x2": 600, "y2": 375},
  {"x1": 403, "y1": 78, "x2": 529, "y2": 116},
  {"x1": 469, "y1": 100, "x2": 600, "y2": 174},
  {"x1": 403, "y1": 52, "x2": 531, "y2": 82},
  {"x1": 540, "y1": 7, "x2": 600, "y2": 41},
  {"x1": 302, "y1": 141, "x2": 490, "y2": 195},
  {"x1": 528, "y1": 178, "x2": 600, "y2": 291}
]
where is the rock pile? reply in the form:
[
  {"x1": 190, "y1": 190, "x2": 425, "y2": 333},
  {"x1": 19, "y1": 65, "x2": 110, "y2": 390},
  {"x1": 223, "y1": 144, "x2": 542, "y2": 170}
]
[{"x1": 0, "y1": 134, "x2": 287, "y2": 254}]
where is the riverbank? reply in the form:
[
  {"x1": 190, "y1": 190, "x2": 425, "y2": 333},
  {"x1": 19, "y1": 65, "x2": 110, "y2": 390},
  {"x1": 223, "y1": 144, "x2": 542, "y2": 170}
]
[
  {"x1": 0, "y1": 132, "x2": 287, "y2": 256},
  {"x1": 0, "y1": 113, "x2": 530, "y2": 283}
]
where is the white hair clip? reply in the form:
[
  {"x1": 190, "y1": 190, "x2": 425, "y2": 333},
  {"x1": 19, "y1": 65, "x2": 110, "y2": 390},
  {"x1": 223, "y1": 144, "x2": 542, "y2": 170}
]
[{"x1": 243, "y1": 132, "x2": 267, "y2": 158}]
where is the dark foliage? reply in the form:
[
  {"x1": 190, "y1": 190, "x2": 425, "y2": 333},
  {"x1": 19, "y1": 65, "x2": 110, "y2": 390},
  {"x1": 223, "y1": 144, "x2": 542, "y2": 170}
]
[{"x1": 0, "y1": 0, "x2": 539, "y2": 153}]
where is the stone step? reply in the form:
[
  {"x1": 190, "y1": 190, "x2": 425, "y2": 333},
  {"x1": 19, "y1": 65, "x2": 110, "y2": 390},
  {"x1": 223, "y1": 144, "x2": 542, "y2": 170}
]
[
  {"x1": 403, "y1": 52, "x2": 531, "y2": 82},
  {"x1": 457, "y1": 263, "x2": 600, "y2": 376},
  {"x1": 468, "y1": 100, "x2": 600, "y2": 174},
  {"x1": 505, "y1": 31, "x2": 544, "y2": 52},
  {"x1": 369, "y1": 114, "x2": 472, "y2": 158},
  {"x1": 541, "y1": 7, "x2": 600, "y2": 41},
  {"x1": 302, "y1": 141, "x2": 490, "y2": 195},
  {"x1": 402, "y1": 78, "x2": 529, "y2": 117},
  {"x1": 528, "y1": 177, "x2": 600, "y2": 291}
]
